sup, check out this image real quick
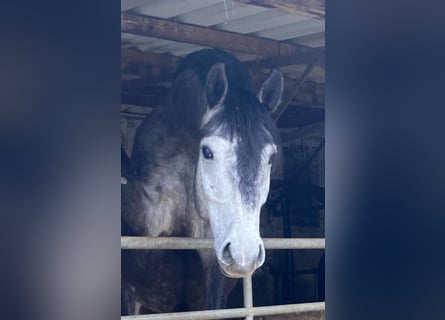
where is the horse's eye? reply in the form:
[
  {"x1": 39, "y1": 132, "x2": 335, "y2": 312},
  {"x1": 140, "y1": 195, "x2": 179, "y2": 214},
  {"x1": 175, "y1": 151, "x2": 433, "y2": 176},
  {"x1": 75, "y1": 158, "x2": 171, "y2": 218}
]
[
  {"x1": 268, "y1": 153, "x2": 276, "y2": 165},
  {"x1": 202, "y1": 146, "x2": 213, "y2": 160}
]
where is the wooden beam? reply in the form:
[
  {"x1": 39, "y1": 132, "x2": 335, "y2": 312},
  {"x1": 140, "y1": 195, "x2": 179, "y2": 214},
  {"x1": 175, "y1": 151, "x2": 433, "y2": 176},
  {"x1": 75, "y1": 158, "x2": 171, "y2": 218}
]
[
  {"x1": 277, "y1": 106, "x2": 324, "y2": 128},
  {"x1": 121, "y1": 49, "x2": 324, "y2": 106},
  {"x1": 121, "y1": 48, "x2": 181, "y2": 72},
  {"x1": 121, "y1": 13, "x2": 302, "y2": 57},
  {"x1": 272, "y1": 61, "x2": 318, "y2": 121},
  {"x1": 294, "y1": 138, "x2": 325, "y2": 180},
  {"x1": 122, "y1": 73, "x2": 174, "y2": 87},
  {"x1": 121, "y1": 47, "x2": 325, "y2": 79},
  {"x1": 121, "y1": 104, "x2": 152, "y2": 116},
  {"x1": 244, "y1": 47, "x2": 324, "y2": 69},
  {"x1": 249, "y1": 68, "x2": 324, "y2": 106},
  {"x1": 292, "y1": 31, "x2": 325, "y2": 48},
  {"x1": 121, "y1": 49, "x2": 180, "y2": 85},
  {"x1": 122, "y1": 85, "x2": 170, "y2": 97},
  {"x1": 121, "y1": 79, "x2": 324, "y2": 108},
  {"x1": 235, "y1": 0, "x2": 325, "y2": 20},
  {"x1": 121, "y1": 91, "x2": 165, "y2": 108},
  {"x1": 280, "y1": 121, "x2": 324, "y2": 143}
]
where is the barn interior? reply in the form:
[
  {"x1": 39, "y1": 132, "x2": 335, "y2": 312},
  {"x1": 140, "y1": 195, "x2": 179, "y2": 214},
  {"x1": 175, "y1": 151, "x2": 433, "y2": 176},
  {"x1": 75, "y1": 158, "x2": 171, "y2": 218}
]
[{"x1": 120, "y1": 0, "x2": 325, "y2": 319}]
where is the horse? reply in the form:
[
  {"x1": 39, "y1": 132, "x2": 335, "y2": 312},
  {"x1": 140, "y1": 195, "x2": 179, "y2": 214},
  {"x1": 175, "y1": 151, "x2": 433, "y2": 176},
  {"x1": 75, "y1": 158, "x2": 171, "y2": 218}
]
[
  {"x1": 122, "y1": 147, "x2": 206, "y2": 314},
  {"x1": 121, "y1": 49, "x2": 284, "y2": 314}
]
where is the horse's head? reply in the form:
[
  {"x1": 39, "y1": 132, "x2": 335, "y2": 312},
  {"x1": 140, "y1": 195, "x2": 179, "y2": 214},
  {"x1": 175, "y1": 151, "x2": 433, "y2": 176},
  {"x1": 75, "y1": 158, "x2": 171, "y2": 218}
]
[{"x1": 195, "y1": 63, "x2": 283, "y2": 278}]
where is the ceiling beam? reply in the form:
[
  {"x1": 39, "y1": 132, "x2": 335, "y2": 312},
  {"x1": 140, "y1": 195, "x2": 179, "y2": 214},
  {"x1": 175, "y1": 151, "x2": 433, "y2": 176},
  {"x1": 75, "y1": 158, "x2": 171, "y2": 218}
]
[
  {"x1": 121, "y1": 49, "x2": 181, "y2": 84},
  {"x1": 121, "y1": 82, "x2": 323, "y2": 109},
  {"x1": 121, "y1": 91, "x2": 165, "y2": 108},
  {"x1": 235, "y1": 0, "x2": 325, "y2": 19},
  {"x1": 244, "y1": 47, "x2": 324, "y2": 69},
  {"x1": 277, "y1": 106, "x2": 324, "y2": 128},
  {"x1": 248, "y1": 68, "x2": 324, "y2": 106},
  {"x1": 121, "y1": 48, "x2": 181, "y2": 72},
  {"x1": 121, "y1": 48, "x2": 324, "y2": 106},
  {"x1": 121, "y1": 13, "x2": 302, "y2": 57},
  {"x1": 280, "y1": 121, "x2": 324, "y2": 144},
  {"x1": 273, "y1": 61, "x2": 318, "y2": 121},
  {"x1": 122, "y1": 47, "x2": 322, "y2": 73}
]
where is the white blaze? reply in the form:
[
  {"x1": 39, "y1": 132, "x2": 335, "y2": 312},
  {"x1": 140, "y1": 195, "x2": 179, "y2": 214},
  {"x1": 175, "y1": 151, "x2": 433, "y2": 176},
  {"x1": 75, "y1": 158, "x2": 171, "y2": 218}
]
[{"x1": 195, "y1": 134, "x2": 277, "y2": 277}]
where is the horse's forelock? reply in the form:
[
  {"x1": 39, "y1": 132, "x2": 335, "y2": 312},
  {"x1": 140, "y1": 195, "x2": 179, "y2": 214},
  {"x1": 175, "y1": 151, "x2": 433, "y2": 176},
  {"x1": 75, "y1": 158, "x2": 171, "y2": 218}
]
[{"x1": 201, "y1": 90, "x2": 279, "y2": 207}]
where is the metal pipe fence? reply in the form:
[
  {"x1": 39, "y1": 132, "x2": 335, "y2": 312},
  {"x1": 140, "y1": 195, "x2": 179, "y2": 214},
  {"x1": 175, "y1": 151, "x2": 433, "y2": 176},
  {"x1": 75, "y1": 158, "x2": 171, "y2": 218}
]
[
  {"x1": 242, "y1": 276, "x2": 253, "y2": 320},
  {"x1": 121, "y1": 236, "x2": 325, "y2": 250},
  {"x1": 121, "y1": 236, "x2": 325, "y2": 320},
  {"x1": 121, "y1": 302, "x2": 325, "y2": 320}
]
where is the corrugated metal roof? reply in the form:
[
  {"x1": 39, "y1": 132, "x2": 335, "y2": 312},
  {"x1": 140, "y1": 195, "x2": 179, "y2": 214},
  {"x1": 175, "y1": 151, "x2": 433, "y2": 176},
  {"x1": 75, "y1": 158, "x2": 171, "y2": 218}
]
[
  {"x1": 121, "y1": 0, "x2": 325, "y2": 83},
  {"x1": 128, "y1": 0, "x2": 223, "y2": 18},
  {"x1": 122, "y1": 1, "x2": 325, "y2": 51},
  {"x1": 121, "y1": 1, "x2": 325, "y2": 141},
  {"x1": 175, "y1": 1, "x2": 268, "y2": 26}
]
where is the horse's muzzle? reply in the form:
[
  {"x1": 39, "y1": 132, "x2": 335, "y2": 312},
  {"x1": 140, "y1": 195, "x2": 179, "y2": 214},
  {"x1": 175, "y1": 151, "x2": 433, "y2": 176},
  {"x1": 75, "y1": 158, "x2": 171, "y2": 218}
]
[{"x1": 217, "y1": 239, "x2": 265, "y2": 278}]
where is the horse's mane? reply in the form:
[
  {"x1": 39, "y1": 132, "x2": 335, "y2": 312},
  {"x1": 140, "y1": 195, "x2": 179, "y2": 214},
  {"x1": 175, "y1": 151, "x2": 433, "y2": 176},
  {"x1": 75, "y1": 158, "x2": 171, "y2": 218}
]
[
  {"x1": 175, "y1": 49, "x2": 254, "y2": 92},
  {"x1": 176, "y1": 49, "x2": 281, "y2": 207}
]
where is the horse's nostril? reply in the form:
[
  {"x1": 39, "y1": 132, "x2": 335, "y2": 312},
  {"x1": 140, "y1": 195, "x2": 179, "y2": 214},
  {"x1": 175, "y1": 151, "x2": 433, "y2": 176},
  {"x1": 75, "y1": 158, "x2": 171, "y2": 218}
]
[{"x1": 221, "y1": 242, "x2": 233, "y2": 265}]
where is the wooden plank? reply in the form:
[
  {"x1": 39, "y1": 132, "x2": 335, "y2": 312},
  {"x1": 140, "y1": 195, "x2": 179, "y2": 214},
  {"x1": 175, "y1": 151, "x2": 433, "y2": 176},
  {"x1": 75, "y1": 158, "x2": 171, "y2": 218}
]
[
  {"x1": 121, "y1": 48, "x2": 181, "y2": 71},
  {"x1": 236, "y1": 0, "x2": 325, "y2": 20},
  {"x1": 122, "y1": 47, "x2": 321, "y2": 76},
  {"x1": 244, "y1": 47, "x2": 324, "y2": 68},
  {"x1": 272, "y1": 61, "x2": 318, "y2": 121},
  {"x1": 121, "y1": 49, "x2": 324, "y2": 106},
  {"x1": 291, "y1": 31, "x2": 325, "y2": 48},
  {"x1": 121, "y1": 91, "x2": 165, "y2": 108},
  {"x1": 121, "y1": 49, "x2": 180, "y2": 84},
  {"x1": 294, "y1": 138, "x2": 325, "y2": 180},
  {"x1": 280, "y1": 121, "x2": 324, "y2": 144},
  {"x1": 121, "y1": 80, "x2": 324, "y2": 108},
  {"x1": 121, "y1": 77, "x2": 324, "y2": 108},
  {"x1": 249, "y1": 68, "x2": 324, "y2": 106},
  {"x1": 121, "y1": 13, "x2": 302, "y2": 57},
  {"x1": 277, "y1": 106, "x2": 324, "y2": 128}
]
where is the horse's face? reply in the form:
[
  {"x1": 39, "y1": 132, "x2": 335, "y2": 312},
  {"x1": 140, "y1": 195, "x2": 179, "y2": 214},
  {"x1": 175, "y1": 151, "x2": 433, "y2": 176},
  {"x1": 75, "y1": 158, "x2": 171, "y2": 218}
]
[
  {"x1": 196, "y1": 63, "x2": 283, "y2": 278},
  {"x1": 196, "y1": 136, "x2": 277, "y2": 278}
]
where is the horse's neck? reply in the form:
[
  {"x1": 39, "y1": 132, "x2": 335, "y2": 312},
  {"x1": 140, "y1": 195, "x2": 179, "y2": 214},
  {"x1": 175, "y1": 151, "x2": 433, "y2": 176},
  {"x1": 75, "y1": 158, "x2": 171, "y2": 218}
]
[
  {"x1": 168, "y1": 69, "x2": 207, "y2": 128},
  {"x1": 127, "y1": 90, "x2": 210, "y2": 237},
  {"x1": 133, "y1": 127, "x2": 207, "y2": 237}
]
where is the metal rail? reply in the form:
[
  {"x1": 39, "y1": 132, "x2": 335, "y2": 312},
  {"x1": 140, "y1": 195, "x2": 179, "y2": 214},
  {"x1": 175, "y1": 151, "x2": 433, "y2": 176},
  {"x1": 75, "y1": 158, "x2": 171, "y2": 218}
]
[
  {"x1": 121, "y1": 236, "x2": 325, "y2": 250},
  {"x1": 122, "y1": 302, "x2": 325, "y2": 320},
  {"x1": 243, "y1": 276, "x2": 254, "y2": 320},
  {"x1": 121, "y1": 236, "x2": 325, "y2": 320}
]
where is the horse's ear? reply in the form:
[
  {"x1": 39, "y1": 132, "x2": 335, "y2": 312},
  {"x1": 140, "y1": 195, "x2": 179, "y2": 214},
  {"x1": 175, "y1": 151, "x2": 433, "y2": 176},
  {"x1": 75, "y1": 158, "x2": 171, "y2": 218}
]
[
  {"x1": 205, "y1": 63, "x2": 228, "y2": 109},
  {"x1": 258, "y1": 69, "x2": 284, "y2": 114}
]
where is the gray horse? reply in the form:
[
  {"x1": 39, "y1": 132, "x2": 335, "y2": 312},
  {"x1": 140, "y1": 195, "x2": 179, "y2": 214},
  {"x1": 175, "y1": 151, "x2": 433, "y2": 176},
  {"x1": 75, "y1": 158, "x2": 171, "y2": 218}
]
[{"x1": 122, "y1": 49, "x2": 283, "y2": 313}]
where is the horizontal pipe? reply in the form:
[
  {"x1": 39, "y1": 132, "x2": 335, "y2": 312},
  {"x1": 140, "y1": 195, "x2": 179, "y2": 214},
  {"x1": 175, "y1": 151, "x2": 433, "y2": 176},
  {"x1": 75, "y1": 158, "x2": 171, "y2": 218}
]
[
  {"x1": 264, "y1": 238, "x2": 325, "y2": 249},
  {"x1": 122, "y1": 302, "x2": 325, "y2": 320},
  {"x1": 121, "y1": 237, "x2": 325, "y2": 250}
]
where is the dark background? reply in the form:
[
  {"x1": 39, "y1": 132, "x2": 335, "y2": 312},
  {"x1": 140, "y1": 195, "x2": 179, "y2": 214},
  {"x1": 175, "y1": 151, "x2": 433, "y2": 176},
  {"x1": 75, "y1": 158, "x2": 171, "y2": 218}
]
[{"x1": 1, "y1": 1, "x2": 444, "y2": 320}]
